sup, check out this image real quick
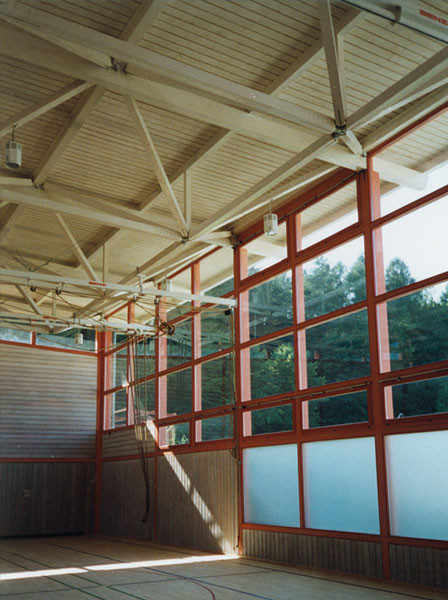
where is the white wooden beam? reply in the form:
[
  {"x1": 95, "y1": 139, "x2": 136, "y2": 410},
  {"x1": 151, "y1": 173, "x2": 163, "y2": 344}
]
[
  {"x1": 0, "y1": 203, "x2": 22, "y2": 243},
  {"x1": 0, "y1": 6, "x2": 333, "y2": 134},
  {"x1": 347, "y1": 45, "x2": 448, "y2": 131},
  {"x1": 319, "y1": 0, "x2": 346, "y2": 128},
  {"x1": 54, "y1": 213, "x2": 100, "y2": 282},
  {"x1": 362, "y1": 85, "x2": 448, "y2": 152},
  {"x1": 33, "y1": 85, "x2": 106, "y2": 185},
  {"x1": 125, "y1": 96, "x2": 188, "y2": 237},
  {"x1": 0, "y1": 176, "x2": 33, "y2": 186},
  {"x1": 0, "y1": 24, "x2": 425, "y2": 189},
  {"x1": 0, "y1": 187, "x2": 181, "y2": 240},
  {"x1": 191, "y1": 134, "x2": 337, "y2": 240},
  {"x1": 120, "y1": 0, "x2": 167, "y2": 43},
  {"x1": 184, "y1": 171, "x2": 192, "y2": 233},
  {"x1": 265, "y1": 8, "x2": 364, "y2": 94},
  {"x1": 102, "y1": 243, "x2": 109, "y2": 282},
  {"x1": 138, "y1": 10, "x2": 363, "y2": 212},
  {"x1": 15, "y1": 285, "x2": 43, "y2": 316},
  {"x1": 0, "y1": 81, "x2": 92, "y2": 139}
]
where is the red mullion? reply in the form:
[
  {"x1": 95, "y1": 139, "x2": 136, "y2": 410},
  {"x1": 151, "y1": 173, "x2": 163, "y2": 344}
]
[
  {"x1": 241, "y1": 391, "x2": 295, "y2": 410},
  {"x1": 104, "y1": 383, "x2": 128, "y2": 396},
  {"x1": 383, "y1": 414, "x2": 448, "y2": 434},
  {"x1": 292, "y1": 375, "x2": 372, "y2": 400},
  {"x1": 360, "y1": 165, "x2": 391, "y2": 579},
  {"x1": 238, "y1": 169, "x2": 355, "y2": 243},
  {"x1": 104, "y1": 339, "x2": 128, "y2": 357},
  {"x1": 132, "y1": 373, "x2": 157, "y2": 388},
  {"x1": 239, "y1": 326, "x2": 295, "y2": 352},
  {"x1": 372, "y1": 183, "x2": 448, "y2": 229},
  {"x1": 156, "y1": 405, "x2": 234, "y2": 427},
  {"x1": 378, "y1": 360, "x2": 448, "y2": 383},
  {"x1": 0, "y1": 339, "x2": 33, "y2": 350},
  {"x1": 238, "y1": 256, "x2": 293, "y2": 291},
  {"x1": 242, "y1": 395, "x2": 294, "y2": 412},
  {"x1": 160, "y1": 439, "x2": 234, "y2": 455},
  {"x1": 301, "y1": 423, "x2": 373, "y2": 442},
  {"x1": 31, "y1": 331, "x2": 36, "y2": 345},
  {"x1": 103, "y1": 423, "x2": 134, "y2": 434},
  {"x1": 369, "y1": 101, "x2": 448, "y2": 157},
  {"x1": 94, "y1": 330, "x2": 105, "y2": 534},
  {"x1": 157, "y1": 360, "x2": 194, "y2": 379},
  {"x1": 33, "y1": 344, "x2": 95, "y2": 357},
  {"x1": 241, "y1": 522, "x2": 380, "y2": 543},
  {"x1": 296, "y1": 299, "x2": 368, "y2": 333},
  {"x1": 294, "y1": 222, "x2": 363, "y2": 266},
  {"x1": 375, "y1": 271, "x2": 448, "y2": 305},
  {"x1": 380, "y1": 365, "x2": 448, "y2": 387},
  {"x1": 296, "y1": 381, "x2": 370, "y2": 403},
  {"x1": 242, "y1": 431, "x2": 296, "y2": 447},
  {"x1": 104, "y1": 302, "x2": 129, "y2": 319},
  {"x1": 234, "y1": 244, "x2": 246, "y2": 555}
]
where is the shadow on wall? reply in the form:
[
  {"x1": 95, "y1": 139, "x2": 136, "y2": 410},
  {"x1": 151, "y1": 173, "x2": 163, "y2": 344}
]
[{"x1": 158, "y1": 449, "x2": 238, "y2": 554}]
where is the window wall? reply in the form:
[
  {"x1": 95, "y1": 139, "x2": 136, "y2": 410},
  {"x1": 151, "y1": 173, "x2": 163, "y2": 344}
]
[{"x1": 102, "y1": 158, "x2": 448, "y2": 577}]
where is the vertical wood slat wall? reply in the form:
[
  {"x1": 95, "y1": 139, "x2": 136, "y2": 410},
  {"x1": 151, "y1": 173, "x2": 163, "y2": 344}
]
[{"x1": 0, "y1": 343, "x2": 97, "y2": 536}]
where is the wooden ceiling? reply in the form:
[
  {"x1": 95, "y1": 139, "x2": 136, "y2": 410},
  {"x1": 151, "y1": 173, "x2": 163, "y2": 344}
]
[{"x1": 0, "y1": 0, "x2": 447, "y2": 327}]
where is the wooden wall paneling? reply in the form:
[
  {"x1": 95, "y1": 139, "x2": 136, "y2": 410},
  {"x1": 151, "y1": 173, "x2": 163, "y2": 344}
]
[
  {"x1": 157, "y1": 449, "x2": 238, "y2": 554},
  {"x1": 100, "y1": 458, "x2": 154, "y2": 541},
  {"x1": 0, "y1": 344, "x2": 97, "y2": 458},
  {"x1": 102, "y1": 427, "x2": 154, "y2": 458},
  {"x1": 0, "y1": 462, "x2": 87, "y2": 537},
  {"x1": 390, "y1": 544, "x2": 448, "y2": 589},
  {"x1": 242, "y1": 530, "x2": 383, "y2": 579}
]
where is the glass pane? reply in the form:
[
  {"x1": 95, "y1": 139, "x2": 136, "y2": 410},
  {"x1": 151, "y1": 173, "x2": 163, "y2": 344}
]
[
  {"x1": 306, "y1": 310, "x2": 370, "y2": 388},
  {"x1": 247, "y1": 271, "x2": 293, "y2": 340},
  {"x1": 303, "y1": 237, "x2": 366, "y2": 320},
  {"x1": 197, "y1": 414, "x2": 233, "y2": 442},
  {"x1": 387, "y1": 376, "x2": 448, "y2": 419},
  {"x1": 166, "y1": 268, "x2": 192, "y2": 321},
  {"x1": 303, "y1": 437, "x2": 380, "y2": 534},
  {"x1": 305, "y1": 391, "x2": 368, "y2": 429},
  {"x1": 245, "y1": 334, "x2": 295, "y2": 401},
  {"x1": 159, "y1": 422, "x2": 190, "y2": 446},
  {"x1": 378, "y1": 197, "x2": 448, "y2": 293},
  {"x1": 300, "y1": 181, "x2": 357, "y2": 250},
  {"x1": 243, "y1": 444, "x2": 300, "y2": 527},
  {"x1": 201, "y1": 247, "x2": 234, "y2": 296},
  {"x1": 386, "y1": 431, "x2": 448, "y2": 541},
  {"x1": 134, "y1": 336, "x2": 156, "y2": 381},
  {"x1": 160, "y1": 368, "x2": 192, "y2": 417},
  {"x1": 248, "y1": 404, "x2": 293, "y2": 436},
  {"x1": 132, "y1": 378, "x2": 156, "y2": 421},
  {"x1": 36, "y1": 327, "x2": 96, "y2": 351},
  {"x1": 113, "y1": 354, "x2": 128, "y2": 389},
  {"x1": 380, "y1": 282, "x2": 448, "y2": 372},
  {"x1": 111, "y1": 389, "x2": 127, "y2": 429},
  {"x1": 0, "y1": 327, "x2": 31, "y2": 343},
  {"x1": 165, "y1": 319, "x2": 192, "y2": 369},
  {"x1": 200, "y1": 309, "x2": 233, "y2": 357},
  {"x1": 243, "y1": 221, "x2": 287, "y2": 278},
  {"x1": 200, "y1": 354, "x2": 234, "y2": 410}
]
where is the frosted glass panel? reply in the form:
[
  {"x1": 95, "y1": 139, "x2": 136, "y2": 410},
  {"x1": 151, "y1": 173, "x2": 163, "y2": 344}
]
[
  {"x1": 243, "y1": 444, "x2": 300, "y2": 527},
  {"x1": 303, "y1": 437, "x2": 380, "y2": 534},
  {"x1": 386, "y1": 431, "x2": 448, "y2": 541}
]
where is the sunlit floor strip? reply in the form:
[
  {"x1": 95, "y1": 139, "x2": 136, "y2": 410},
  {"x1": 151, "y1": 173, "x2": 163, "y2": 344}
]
[
  {"x1": 84, "y1": 553, "x2": 240, "y2": 571},
  {"x1": 0, "y1": 554, "x2": 240, "y2": 581},
  {"x1": 0, "y1": 567, "x2": 88, "y2": 581}
]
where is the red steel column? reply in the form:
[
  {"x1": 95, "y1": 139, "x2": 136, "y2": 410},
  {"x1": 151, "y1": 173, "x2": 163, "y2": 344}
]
[
  {"x1": 94, "y1": 330, "x2": 106, "y2": 534},
  {"x1": 359, "y1": 164, "x2": 391, "y2": 579}
]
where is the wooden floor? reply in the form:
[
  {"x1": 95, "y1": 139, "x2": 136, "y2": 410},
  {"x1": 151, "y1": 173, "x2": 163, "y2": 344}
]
[{"x1": 0, "y1": 536, "x2": 445, "y2": 600}]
